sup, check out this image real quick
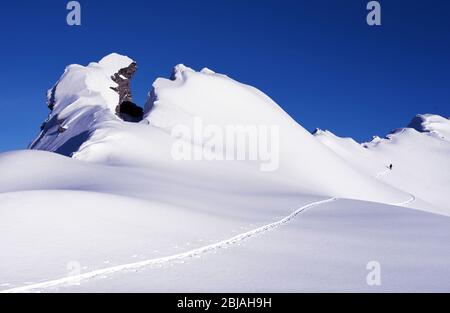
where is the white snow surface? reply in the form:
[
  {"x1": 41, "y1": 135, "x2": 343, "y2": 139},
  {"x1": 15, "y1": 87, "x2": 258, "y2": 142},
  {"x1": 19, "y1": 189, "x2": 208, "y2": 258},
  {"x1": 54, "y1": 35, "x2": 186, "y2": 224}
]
[
  {"x1": 0, "y1": 54, "x2": 449, "y2": 292},
  {"x1": 314, "y1": 114, "x2": 450, "y2": 214}
]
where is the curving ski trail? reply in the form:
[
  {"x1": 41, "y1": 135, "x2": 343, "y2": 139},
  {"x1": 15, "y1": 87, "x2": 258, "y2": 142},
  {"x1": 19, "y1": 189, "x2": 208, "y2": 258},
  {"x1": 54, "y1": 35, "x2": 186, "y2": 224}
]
[
  {"x1": 375, "y1": 168, "x2": 416, "y2": 206},
  {"x1": 393, "y1": 193, "x2": 416, "y2": 206},
  {"x1": 376, "y1": 169, "x2": 391, "y2": 179},
  {"x1": 0, "y1": 197, "x2": 337, "y2": 293}
]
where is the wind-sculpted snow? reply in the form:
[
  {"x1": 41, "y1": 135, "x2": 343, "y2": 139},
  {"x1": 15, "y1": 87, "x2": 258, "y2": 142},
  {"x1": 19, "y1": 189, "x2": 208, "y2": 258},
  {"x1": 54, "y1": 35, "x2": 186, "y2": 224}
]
[
  {"x1": 1, "y1": 54, "x2": 448, "y2": 292},
  {"x1": 30, "y1": 54, "x2": 412, "y2": 205},
  {"x1": 0, "y1": 197, "x2": 337, "y2": 293},
  {"x1": 1, "y1": 190, "x2": 448, "y2": 293},
  {"x1": 30, "y1": 53, "x2": 135, "y2": 156},
  {"x1": 407, "y1": 114, "x2": 450, "y2": 140}
]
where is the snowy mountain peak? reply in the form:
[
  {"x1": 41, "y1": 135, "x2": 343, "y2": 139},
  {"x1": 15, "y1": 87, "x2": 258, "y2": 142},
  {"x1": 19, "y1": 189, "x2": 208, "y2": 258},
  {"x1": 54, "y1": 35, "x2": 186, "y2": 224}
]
[
  {"x1": 312, "y1": 128, "x2": 342, "y2": 138},
  {"x1": 364, "y1": 114, "x2": 450, "y2": 145},
  {"x1": 406, "y1": 114, "x2": 450, "y2": 139},
  {"x1": 30, "y1": 53, "x2": 139, "y2": 155},
  {"x1": 316, "y1": 114, "x2": 450, "y2": 151},
  {"x1": 200, "y1": 67, "x2": 216, "y2": 75},
  {"x1": 312, "y1": 129, "x2": 360, "y2": 147},
  {"x1": 97, "y1": 53, "x2": 135, "y2": 77},
  {"x1": 367, "y1": 135, "x2": 383, "y2": 144},
  {"x1": 170, "y1": 64, "x2": 195, "y2": 80},
  {"x1": 313, "y1": 115, "x2": 450, "y2": 213},
  {"x1": 311, "y1": 128, "x2": 325, "y2": 136},
  {"x1": 28, "y1": 53, "x2": 415, "y2": 207}
]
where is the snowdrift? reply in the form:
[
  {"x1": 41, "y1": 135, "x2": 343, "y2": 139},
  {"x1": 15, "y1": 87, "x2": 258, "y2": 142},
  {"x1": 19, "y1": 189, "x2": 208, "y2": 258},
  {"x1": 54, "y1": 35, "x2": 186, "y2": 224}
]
[{"x1": 29, "y1": 53, "x2": 410, "y2": 205}]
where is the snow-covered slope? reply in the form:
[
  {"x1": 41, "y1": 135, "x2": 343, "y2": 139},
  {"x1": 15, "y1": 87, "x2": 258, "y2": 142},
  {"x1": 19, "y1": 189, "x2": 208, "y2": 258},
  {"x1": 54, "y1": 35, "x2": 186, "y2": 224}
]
[
  {"x1": 1, "y1": 188, "x2": 449, "y2": 293},
  {"x1": 0, "y1": 54, "x2": 449, "y2": 292},
  {"x1": 29, "y1": 53, "x2": 410, "y2": 205},
  {"x1": 407, "y1": 114, "x2": 450, "y2": 140},
  {"x1": 29, "y1": 53, "x2": 133, "y2": 155},
  {"x1": 314, "y1": 114, "x2": 450, "y2": 214}
]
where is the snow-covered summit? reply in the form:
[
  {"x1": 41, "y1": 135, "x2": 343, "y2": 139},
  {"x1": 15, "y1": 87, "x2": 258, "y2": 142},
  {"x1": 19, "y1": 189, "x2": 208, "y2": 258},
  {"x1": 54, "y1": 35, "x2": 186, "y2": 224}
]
[
  {"x1": 25, "y1": 53, "x2": 449, "y2": 213},
  {"x1": 313, "y1": 113, "x2": 450, "y2": 147},
  {"x1": 29, "y1": 53, "x2": 137, "y2": 155},
  {"x1": 169, "y1": 63, "x2": 196, "y2": 81},
  {"x1": 97, "y1": 53, "x2": 135, "y2": 77},
  {"x1": 313, "y1": 114, "x2": 450, "y2": 213},
  {"x1": 406, "y1": 114, "x2": 450, "y2": 140},
  {"x1": 27, "y1": 53, "x2": 413, "y2": 206}
]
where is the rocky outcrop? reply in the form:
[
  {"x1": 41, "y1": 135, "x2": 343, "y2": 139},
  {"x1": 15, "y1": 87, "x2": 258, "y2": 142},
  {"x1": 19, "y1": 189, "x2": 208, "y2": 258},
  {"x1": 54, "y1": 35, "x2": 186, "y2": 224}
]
[
  {"x1": 47, "y1": 85, "x2": 57, "y2": 111},
  {"x1": 30, "y1": 54, "x2": 144, "y2": 155},
  {"x1": 111, "y1": 62, "x2": 137, "y2": 104},
  {"x1": 117, "y1": 101, "x2": 144, "y2": 122},
  {"x1": 110, "y1": 62, "x2": 144, "y2": 122}
]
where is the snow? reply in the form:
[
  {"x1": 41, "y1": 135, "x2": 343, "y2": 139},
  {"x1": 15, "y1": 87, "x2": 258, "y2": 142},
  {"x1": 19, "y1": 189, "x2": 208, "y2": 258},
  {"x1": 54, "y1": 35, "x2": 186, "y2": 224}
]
[
  {"x1": 97, "y1": 53, "x2": 134, "y2": 78},
  {"x1": 29, "y1": 53, "x2": 134, "y2": 154},
  {"x1": 407, "y1": 113, "x2": 450, "y2": 141},
  {"x1": 314, "y1": 114, "x2": 450, "y2": 214},
  {"x1": 59, "y1": 200, "x2": 450, "y2": 293},
  {"x1": 1, "y1": 54, "x2": 449, "y2": 292}
]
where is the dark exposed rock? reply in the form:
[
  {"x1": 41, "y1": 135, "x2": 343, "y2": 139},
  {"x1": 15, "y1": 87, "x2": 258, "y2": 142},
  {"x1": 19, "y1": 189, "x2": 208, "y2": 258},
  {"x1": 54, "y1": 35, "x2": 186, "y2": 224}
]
[
  {"x1": 118, "y1": 101, "x2": 144, "y2": 122},
  {"x1": 48, "y1": 85, "x2": 57, "y2": 111},
  {"x1": 110, "y1": 62, "x2": 143, "y2": 122},
  {"x1": 111, "y1": 62, "x2": 137, "y2": 105}
]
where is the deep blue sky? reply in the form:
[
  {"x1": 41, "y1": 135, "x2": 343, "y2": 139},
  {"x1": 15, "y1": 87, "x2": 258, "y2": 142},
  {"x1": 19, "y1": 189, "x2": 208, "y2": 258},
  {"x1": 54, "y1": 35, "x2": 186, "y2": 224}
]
[{"x1": 0, "y1": 0, "x2": 449, "y2": 152}]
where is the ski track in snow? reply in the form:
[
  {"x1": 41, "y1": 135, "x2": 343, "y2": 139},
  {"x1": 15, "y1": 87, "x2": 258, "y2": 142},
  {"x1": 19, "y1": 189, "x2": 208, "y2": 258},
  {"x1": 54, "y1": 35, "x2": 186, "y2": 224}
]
[
  {"x1": 394, "y1": 193, "x2": 416, "y2": 206},
  {"x1": 0, "y1": 197, "x2": 337, "y2": 293},
  {"x1": 1, "y1": 168, "x2": 418, "y2": 293},
  {"x1": 376, "y1": 169, "x2": 391, "y2": 179},
  {"x1": 375, "y1": 168, "x2": 416, "y2": 206}
]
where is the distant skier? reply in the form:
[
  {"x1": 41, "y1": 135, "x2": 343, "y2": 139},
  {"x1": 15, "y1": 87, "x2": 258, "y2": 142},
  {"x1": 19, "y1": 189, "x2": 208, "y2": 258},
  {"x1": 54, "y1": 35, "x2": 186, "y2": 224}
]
[{"x1": 389, "y1": 164, "x2": 393, "y2": 170}]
